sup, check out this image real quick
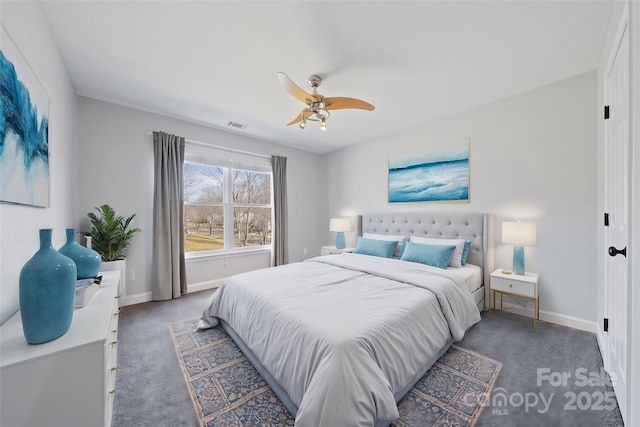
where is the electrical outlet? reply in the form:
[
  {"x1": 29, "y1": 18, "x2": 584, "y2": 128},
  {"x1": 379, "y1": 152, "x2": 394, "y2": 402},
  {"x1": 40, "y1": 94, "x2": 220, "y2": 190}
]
[
  {"x1": 129, "y1": 270, "x2": 135, "y2": 281},
  {"x1": 303, "y1": 248, "x2": 308, "y2": 255}
]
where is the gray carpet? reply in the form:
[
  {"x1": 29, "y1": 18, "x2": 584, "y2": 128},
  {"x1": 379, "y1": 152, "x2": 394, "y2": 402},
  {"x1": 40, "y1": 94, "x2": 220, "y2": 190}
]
[
  {"x1": 458, "y1": 311, "x2": 624, "y2": 427},
  {"x1": 112, "y1": 289, "x2": 624, "y2": 427}
]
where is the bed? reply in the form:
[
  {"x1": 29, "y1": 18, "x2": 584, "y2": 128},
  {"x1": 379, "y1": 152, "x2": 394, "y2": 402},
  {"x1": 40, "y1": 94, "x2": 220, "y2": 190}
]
[
  {"x1": 198, "y1": 212, "x2": 488, "y2": 427},
  {"x1": 359, "y1": 212, "x2": 488, "y2": 312}
]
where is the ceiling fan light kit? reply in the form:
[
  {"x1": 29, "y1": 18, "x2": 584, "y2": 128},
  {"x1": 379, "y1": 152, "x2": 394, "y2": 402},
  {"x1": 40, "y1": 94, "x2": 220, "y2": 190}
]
[{"x1": 277, "y1": 72, "x2": 374, "y2": 130}]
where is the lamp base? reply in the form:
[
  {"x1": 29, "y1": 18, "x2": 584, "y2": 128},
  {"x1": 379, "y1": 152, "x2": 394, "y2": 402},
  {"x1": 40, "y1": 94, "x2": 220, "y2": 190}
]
[
  {"x1": 513, "y1": 246, "x2": 525, "y2": 275},
  {"x1": 335, "y1": 232, "x2": 346, "y2": 249}
]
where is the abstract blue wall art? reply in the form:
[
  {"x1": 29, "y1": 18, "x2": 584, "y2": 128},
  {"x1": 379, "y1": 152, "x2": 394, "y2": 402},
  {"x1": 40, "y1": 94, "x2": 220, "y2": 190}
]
[
  {"x1": 389, "y1": 139, "x2": 469, "y2": 203},
  {"x1": 1, "y1": 26, "x2": 50, "y2": 207}
]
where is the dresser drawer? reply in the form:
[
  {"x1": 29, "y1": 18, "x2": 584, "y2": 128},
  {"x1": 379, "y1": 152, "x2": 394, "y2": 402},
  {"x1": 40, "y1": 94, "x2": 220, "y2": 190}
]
[
  {"x1": 491, "y1": 276, "x2": 536, "y2": 297},
  {"x1": 106, "y1": 296, "x2": 119, "y2": 389},
  {"x1": 105, "y1": 361, "x2": 117, "y2": 427},
  {"x1": 108, "y1": 299, "x2": 120, "y2": 343},
  {"x1": 106, "y1": 327, "x2": 118, "y2": 376},
  {"x1": 104, "y1": 291, "x2": 120, "y2": 427},
  {"x1": 105, "y1": 341, "x2": 117, "y2": 398},
  {"x1": 1, "y1": 270, "x2": 121, "y2": 427}
]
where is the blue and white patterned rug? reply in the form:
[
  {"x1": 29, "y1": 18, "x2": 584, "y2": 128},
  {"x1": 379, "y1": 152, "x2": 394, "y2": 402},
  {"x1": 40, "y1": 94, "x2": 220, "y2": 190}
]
[{"x1": 170, "y1": 318, "x2": 501, "y2": 427}]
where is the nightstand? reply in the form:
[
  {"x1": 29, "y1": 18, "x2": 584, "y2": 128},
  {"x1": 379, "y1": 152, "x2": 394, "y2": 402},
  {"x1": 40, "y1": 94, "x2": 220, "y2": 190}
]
[
  {"x1": 489, "y1": 269, "x2": 539, "y2": 330},
  {"x1": 321, "y1": 246, "x2": 354, "y2": 256}
]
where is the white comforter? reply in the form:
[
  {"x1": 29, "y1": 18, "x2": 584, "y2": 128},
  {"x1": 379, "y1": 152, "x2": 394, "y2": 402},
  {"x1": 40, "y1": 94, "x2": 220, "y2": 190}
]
[{"x1": 198, "y1": 253, "x2": 481, "y2": 426}]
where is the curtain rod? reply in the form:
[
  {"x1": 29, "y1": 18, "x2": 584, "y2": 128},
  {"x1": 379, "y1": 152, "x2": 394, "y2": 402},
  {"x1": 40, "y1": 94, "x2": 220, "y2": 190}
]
[{"x1": 146, "y1": 131, "x2": 272, "y2": 160}]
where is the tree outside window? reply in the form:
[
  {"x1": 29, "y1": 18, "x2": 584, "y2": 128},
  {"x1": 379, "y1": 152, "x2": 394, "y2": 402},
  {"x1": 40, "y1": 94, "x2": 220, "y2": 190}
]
[{"x1": 184, "y1": 162, "x2": 272, "y2": 254}]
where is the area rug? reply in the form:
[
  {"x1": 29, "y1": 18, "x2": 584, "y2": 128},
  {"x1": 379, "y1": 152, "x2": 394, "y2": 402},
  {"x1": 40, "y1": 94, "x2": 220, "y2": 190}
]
[{"x1": 170, "y1": 318, "x2": 501, "y2": 427}]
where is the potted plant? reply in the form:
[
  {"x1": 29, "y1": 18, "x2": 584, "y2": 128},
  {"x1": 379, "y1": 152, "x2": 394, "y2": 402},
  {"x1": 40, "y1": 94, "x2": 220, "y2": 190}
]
[
  {"x1": 88, "y1": 204, "x2": 141, "y2": 295},
  {"x1": 88, "y1": 204, "x2": 141, "y2": 261}
]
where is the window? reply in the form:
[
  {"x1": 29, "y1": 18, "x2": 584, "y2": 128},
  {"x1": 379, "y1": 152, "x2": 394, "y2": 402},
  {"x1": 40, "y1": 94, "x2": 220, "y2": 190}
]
[{"x1": 183, "y1": 144, "x2": 272, "y2": 255}]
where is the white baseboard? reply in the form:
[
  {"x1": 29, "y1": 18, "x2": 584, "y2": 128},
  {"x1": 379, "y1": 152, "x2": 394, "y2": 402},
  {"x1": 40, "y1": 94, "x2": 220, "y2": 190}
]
[
  {"x1": 119, "y1": 279, "x2": 225, "y2": 307},
  {"x1": 494, "y1": 302, "x2": 598, "y2": 333},
  {"x1": 188, "y1": 278, "x2": 226, "y2": 293},
  {"x1": 596, "y1": 329, "x2": 608, "y2": 367},
  {"x1": 120, "y1": 292, "x2": 152, "y2": 307}
]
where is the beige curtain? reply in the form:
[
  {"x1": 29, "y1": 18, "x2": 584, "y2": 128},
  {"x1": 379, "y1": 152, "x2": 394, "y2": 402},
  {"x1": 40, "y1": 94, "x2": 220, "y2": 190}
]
[
  {"x1": 271, "y1": 155, "x2": 288, "y2": 266},
  {"x1": 151, "y1": 131, "x2": 187, "y2": 300}
]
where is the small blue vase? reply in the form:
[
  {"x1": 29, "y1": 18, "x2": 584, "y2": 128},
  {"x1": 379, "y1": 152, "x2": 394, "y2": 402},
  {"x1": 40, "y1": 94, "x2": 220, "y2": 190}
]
[
  {"x1": 19, "y1": 229, "x2": 77, "y2": 344},
  {"x1": 59, "y1": 228, "x2": 102, "y2": 279}
]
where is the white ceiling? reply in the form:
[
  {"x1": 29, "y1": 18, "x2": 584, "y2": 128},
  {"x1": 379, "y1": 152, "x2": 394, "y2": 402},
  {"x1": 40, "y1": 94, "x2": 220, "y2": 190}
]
[{"x1": 41, "y1": 1, "x2": 614, "y2": 154}]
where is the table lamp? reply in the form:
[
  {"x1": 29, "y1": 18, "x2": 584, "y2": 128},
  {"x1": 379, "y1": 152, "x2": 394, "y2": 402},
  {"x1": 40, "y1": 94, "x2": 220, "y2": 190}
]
[
  {"x1": 330, "y1": 217, "x2": 351, "y2": 249},
  {"x1": 502, "y1": 221, "x2": 536, "y2": 275}
]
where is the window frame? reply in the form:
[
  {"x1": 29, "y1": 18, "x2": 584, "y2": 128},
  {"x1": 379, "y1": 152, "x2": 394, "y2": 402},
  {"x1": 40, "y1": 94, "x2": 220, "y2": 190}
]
[{"x1": 183, "y1": 145, "x2": 273, "y2": 259}]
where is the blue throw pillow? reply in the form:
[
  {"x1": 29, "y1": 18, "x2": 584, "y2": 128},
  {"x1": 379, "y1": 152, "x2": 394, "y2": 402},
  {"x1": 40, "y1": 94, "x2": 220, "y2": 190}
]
[
  {"x1": 461, "y1": 240, "x2": 471, "y2": 265},
  {"x1": 353, "y1": 237, "x2": 398, "y2": 258},
  {"x1": 400, "y1": 242, "x2": 456, "y2": 269}
]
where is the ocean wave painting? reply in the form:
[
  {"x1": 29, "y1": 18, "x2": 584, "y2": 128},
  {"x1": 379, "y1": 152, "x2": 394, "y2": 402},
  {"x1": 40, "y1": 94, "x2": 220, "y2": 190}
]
[
  {"x1": 1, "y1": 27, "x2": 50, "y2": 207},
  {"x1": 389, "y1": 140, "x2": 469, "y2": 203}
]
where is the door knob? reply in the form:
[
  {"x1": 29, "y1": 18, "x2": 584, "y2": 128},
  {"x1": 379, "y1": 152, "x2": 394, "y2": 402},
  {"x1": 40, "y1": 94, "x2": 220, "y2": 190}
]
[{"x1": 608, "y1": 246, "x2": 627, "y2": 258}]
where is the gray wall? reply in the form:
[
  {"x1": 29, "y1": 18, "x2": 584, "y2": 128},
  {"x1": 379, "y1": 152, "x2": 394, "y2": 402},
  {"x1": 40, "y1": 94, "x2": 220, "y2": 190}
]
[
  {"x1": 324, "y1": 71, "x2": 598, "y2": 329},
  {"x1": 76, "y1": 97, "x2": 326, "y2": 303},
  {"x1": 0, "y1": 2, "x2": 79, "y2": 324}
]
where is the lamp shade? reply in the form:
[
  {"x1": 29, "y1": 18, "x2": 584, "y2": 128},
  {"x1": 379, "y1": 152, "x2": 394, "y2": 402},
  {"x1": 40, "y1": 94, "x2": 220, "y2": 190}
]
[
  {"x1": 502, "y1": 221, "x2": 536, "y2": 246},
  {"x1": 329, "y1": 217, "x2": 351, "y2": 232}
]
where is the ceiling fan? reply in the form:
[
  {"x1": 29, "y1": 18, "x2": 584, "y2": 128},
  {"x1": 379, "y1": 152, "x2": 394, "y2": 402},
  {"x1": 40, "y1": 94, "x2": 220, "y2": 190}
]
[{"x1": 276, "y1": 72, "x2": 375, "y2": 130}]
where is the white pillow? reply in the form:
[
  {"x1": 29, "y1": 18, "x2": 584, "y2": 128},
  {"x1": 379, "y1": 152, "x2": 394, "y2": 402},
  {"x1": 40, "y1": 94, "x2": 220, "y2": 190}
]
[
  {"x1": 409, "y1": 236, "x2": 465, "y2": 267},
  {"x1": 363, "y1": 233, "x2": 406, "y2": 257}
]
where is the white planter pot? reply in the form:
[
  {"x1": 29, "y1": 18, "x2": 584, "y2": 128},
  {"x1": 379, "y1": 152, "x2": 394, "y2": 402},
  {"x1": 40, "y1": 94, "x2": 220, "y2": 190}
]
[{"x1": 100, "y1": 259, "x2": 126, "y2": 297}]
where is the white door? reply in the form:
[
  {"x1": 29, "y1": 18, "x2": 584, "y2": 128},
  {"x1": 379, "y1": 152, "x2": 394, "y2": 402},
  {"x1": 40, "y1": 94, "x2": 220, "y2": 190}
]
[{"x1": 604, "y1": 19, "x2": 629, "y2": 422}]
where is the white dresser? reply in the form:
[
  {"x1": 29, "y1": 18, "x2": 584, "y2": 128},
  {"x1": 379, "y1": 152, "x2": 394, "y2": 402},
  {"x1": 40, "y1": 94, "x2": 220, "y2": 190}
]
[{"x1": 0, "y1": 270, "x2": 121, "y2": 427}]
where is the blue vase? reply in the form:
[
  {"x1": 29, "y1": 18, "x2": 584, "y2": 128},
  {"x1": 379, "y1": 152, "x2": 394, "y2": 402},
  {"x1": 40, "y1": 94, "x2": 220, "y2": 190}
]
[
  {"x1": 19, "y1": 229, "x2": 77, "y2": 344},
  {"x1": 59, "y1": 228, "x2": 102, "y2": 279},
  {"x1": 513, "y1": 245, "x2": 525, "y2": 275}
]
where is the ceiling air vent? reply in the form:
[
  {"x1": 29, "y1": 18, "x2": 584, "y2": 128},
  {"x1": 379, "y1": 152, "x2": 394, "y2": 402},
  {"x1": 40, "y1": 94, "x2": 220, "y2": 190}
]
[{"x1": 226, "y1": 121, "x2": 247, "y2": 130}]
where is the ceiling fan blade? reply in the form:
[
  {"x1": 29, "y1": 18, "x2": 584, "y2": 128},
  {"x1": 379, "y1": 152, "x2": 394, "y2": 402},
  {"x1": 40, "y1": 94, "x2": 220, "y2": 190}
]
[
  {"x1": 324, "y1": 97, "x2": 375, "y2": 111},
  {"x1": 277, "y1": 72, "x2": 318, "y2": 104},
  {"x1": 286, "y1": 113, "x2": 304, "y2": 126},
  {"x1": 286, "y1": 109, "x2": 314, "y2": 126}
]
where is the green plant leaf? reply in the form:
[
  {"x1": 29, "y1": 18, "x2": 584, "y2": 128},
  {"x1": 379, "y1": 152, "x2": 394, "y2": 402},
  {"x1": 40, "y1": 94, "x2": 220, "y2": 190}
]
[{"x1": 88, "y1": 204, "x2": 141, "y2": 261}]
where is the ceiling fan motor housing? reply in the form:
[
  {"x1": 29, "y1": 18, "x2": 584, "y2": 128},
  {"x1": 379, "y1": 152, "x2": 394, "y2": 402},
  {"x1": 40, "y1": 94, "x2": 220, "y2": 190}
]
[{"x1": 308, "y1": 75, "x2": 322, "y2": 89}]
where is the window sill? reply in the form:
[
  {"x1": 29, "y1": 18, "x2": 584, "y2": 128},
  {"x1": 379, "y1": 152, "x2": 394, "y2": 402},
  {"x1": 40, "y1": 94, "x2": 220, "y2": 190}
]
[{"x1": 185, "y1": 247, "x2": 271, "y2": 263}]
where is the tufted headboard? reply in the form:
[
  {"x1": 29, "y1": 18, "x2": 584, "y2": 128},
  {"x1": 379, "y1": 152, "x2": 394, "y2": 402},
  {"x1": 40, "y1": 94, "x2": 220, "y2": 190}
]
[{"x1": 360, "y1": 212, "x2": 488, "y2": 275}]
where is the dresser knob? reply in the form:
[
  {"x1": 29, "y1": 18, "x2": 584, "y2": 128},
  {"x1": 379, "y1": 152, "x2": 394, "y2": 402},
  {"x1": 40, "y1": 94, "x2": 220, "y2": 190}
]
[{"x1": 509, "y1": 284, "x2": 513, "y2": 288}]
